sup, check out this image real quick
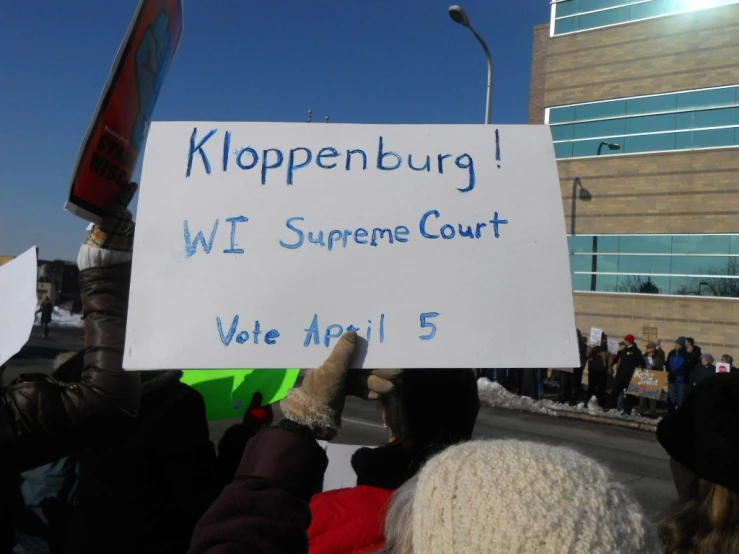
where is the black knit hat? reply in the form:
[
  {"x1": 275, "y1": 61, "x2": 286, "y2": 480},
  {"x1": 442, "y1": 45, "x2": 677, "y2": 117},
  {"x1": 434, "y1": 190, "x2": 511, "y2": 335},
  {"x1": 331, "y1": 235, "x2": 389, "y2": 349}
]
[{"x1": 657, "y1": 372, "x2": 739, "y2": 494}]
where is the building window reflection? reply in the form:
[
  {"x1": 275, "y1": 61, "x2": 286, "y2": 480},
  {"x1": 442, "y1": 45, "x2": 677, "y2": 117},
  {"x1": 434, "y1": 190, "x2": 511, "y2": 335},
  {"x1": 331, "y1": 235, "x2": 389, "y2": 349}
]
[{"x1": 568, "y1": 234, "x2": 739, "y2": 297}]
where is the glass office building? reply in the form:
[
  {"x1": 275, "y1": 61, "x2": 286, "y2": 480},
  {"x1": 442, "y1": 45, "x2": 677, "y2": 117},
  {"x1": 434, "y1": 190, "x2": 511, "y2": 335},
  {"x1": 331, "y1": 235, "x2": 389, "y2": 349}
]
[{"x1": 529, "y1": 0, "x2": 739, "y2": 349}]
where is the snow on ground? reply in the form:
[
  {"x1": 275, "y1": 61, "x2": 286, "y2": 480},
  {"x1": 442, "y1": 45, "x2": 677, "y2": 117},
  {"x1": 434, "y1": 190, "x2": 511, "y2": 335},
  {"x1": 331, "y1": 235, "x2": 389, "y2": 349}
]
[
  {"x1": 477, "y1": 379, "x2": 661, "y2": 426},
  {"x1": 34, "y1": 306, "x2": 84, "y2": 328}
]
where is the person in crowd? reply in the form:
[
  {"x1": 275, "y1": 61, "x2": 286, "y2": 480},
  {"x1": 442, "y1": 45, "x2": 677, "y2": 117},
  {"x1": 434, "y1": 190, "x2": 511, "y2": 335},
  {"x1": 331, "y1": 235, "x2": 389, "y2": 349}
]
[
  {"x1": 559, "y1": 329, "x2": 587, "y2": 405},
  {"x1": 606, "y1": 334, "x2": 644, "y2": 414},
  {"x1": 657, "y1": 372, "x2": 739, "y2": 552},
  {"x1": 308, "y1": 367, "x2": 479, "y2": 554},
  {"x1": 383, "y1": 440, "x2": 660, "y2": 553},
  {"x1": 190, "y1": 332, "x2": 392, "y2": 553},
  {"x1": 585, "y1": 336, "x2": 612, "y2": 409},
  {"x1": 1, "y1": 185, "x2": 141, "y2": 549},
  {"x1": 36, "y1": 296, "x2": 54, "y2": 338},
  {"x1": 691, "y1": 353, "x2": 716, "y2": 388},
  {"x1": 685, "y1": 337, "x2": 702, "y2": 384},
  {"x1": 639, "y1": 341, "x2": 665, "y2": 418},
  {"x1": 57, "y1": 352, "x2": 219, "y2": 554},
  {"x1": 216, "y1": 392, "x2": 274, "y2": 488},
  {"x1": 666, "y1": 337, "x2": 691, "y2": 412},
  {"x1": 721, "y1": 354, "x2": 738, "y2": 373}
]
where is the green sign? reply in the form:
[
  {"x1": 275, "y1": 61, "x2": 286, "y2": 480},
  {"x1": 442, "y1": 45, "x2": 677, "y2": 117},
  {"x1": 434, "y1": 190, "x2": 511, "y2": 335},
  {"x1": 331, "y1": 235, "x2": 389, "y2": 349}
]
[{"x1": 181, "y1": 368, "x2": 299, "y2": 421}]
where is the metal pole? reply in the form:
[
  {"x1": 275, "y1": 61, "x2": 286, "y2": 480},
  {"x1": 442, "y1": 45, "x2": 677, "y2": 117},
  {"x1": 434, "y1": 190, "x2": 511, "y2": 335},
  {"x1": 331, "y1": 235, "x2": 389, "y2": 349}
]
[{"x1": 468, "y1": 25, "x2": 493, "y2": 124}]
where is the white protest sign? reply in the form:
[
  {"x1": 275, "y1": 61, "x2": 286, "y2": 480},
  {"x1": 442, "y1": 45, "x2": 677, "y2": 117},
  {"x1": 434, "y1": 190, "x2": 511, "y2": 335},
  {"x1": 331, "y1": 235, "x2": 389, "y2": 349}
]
[
  {"x1": 607, "y1": 339, "x2": 620, "y2": 356},
  {"x1": 716, "y1": 362, "x2": 731, "y2": 373},
  {"x1": 125, "y1": 123, "x2": 578, "y2": 369},
  {"x1": 589, "y1": 327, "x2": 603, "y2": 346},
  {"x1": 320, "y1": 443, "x2": 365, "y2": 492},
  {"x1": 0, "y1": 247, "x2": 38, "y2": 367}
]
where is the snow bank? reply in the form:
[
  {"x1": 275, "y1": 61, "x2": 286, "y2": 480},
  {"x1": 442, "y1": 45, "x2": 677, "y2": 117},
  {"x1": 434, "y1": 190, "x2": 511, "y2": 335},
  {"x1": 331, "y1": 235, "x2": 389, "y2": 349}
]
[
  {"x1": 477, "y1": 379, "x2": 661, "y2": 425},
  {"x1": 34, "y1": 306, "x2": 84, "y2": 328}
]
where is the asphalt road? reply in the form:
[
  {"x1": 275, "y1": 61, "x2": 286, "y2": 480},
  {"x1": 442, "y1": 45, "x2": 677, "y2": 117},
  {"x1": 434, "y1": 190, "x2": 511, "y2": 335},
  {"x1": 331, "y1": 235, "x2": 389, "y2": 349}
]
[{"x1": 7, "y1": 326, "x2": 676, "y2": 521}]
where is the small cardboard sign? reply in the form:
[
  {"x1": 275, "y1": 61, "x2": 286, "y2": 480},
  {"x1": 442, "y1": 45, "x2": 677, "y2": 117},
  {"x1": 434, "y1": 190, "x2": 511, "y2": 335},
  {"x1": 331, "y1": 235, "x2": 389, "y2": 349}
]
[
  {"x1": 65, "y1": 0, "x2": 183, "y2": 223},
  {"x1": 125, "y1": 123, "x2": 578, "y2": 370},
  {"x1": 716, "y1": 362, "x2": 731, "y2": 374},
  {"x1": 607, "y1": 339, "x2": 620, "y2": 356},
  {"x1": 589, "y1": 327, "x2": 603, "y2": 346},
  {"x1": 626, "y1": 368, "x2": 668, "y2": 399}
]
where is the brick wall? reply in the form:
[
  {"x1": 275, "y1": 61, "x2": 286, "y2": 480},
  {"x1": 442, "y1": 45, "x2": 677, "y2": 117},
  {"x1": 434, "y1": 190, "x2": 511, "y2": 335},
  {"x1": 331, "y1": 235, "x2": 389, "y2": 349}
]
[
  {"x1": 544, "y1": 4, "x2": 739, "y2": 107},
  {"x1": 574, "y1": 292, "x2": 739, "y2": 352},
  {"x1": 528, "y1": 24, "x2": 550, "y2": 124},
  {"x1": 560, "y1": 149, "x2": 739, "y2": 235}
]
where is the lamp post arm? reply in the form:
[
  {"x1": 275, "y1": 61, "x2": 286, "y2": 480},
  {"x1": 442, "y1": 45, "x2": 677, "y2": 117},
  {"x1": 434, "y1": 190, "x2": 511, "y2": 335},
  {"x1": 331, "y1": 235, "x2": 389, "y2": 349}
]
[{"x1": 469, "y1": 24, "x2": 493, "y2": 124}]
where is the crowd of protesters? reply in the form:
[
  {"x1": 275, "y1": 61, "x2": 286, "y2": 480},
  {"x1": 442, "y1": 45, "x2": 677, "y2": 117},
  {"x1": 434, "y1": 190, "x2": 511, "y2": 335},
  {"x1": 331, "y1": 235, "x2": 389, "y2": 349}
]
[
  {"x1": 485, "y1": 329, "x2": 738, "y2": 419},
  {"x1": 2, "y1": 183, "x2": 739, "y2": 553}
]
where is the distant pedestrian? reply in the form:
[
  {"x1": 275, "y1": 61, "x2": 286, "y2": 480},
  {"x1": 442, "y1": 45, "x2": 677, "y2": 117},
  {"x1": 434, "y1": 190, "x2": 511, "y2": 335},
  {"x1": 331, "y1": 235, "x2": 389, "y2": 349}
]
[
  {"x1": 606, "y1": 335, "x2": 644, "y2": 414},
  {"x1": 36, "y1": 297, "x2": 53, "y2": 338},
  {"x1": 585, "y1": 340, "x2": 612, "y2": 409},
  {"x1": 691, "y1": 353, "x2": 715, "y2": 388},
  {"x1": 721, "y1": 354, "x2": 738, "y2": 373},
  {"x1": 559, "y1": 329, "x2": 587, "y2": 405},
  {"x1": 667, "y1": 337, "x2": 691, "y2": 412},
  {"x1": 639, "y1": 342, "x2": 664, "y2": 418}
]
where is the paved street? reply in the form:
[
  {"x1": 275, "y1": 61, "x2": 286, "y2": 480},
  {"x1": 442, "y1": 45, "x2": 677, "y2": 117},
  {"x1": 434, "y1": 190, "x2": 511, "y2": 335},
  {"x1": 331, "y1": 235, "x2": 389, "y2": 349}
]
[{"x1": 8, "y1": 326, "x2": 676, "y2": 521}]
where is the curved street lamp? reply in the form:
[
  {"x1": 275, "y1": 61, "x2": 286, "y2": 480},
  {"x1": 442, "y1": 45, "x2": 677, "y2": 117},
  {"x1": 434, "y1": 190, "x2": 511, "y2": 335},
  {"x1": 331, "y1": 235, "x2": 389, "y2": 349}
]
[{"x1": 448, "y1": 5, "x2": 493, "y2": 124}]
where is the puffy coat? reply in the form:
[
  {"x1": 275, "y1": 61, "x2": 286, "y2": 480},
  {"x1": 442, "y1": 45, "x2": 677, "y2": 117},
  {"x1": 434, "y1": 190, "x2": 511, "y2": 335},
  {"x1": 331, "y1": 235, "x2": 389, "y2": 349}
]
[
  {"x1": 309, "y1": 442, "x2": 429, "y2": 554},
  {"x1": 0, "y1": 264, "x2": 140, "y2": 449}
]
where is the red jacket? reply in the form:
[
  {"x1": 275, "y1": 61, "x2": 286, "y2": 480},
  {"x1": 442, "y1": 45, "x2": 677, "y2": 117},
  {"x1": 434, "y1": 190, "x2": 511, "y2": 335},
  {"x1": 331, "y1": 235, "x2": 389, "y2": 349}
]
[
  {"x1": 308, "y1": 485, "x2": 393, "y2": 554},
  {"x1": 308, "y1": 443, "x2": 429, "y2": 554}
]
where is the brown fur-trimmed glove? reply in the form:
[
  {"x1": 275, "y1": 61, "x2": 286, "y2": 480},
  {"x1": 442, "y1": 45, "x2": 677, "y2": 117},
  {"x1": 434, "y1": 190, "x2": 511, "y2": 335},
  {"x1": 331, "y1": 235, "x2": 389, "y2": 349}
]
[
  {"x1": 280, "y1": 332, "x2": 357, "y2": 440},
  {"x1": 347, "y1": 368, "x2": 402, "y2": 400}
]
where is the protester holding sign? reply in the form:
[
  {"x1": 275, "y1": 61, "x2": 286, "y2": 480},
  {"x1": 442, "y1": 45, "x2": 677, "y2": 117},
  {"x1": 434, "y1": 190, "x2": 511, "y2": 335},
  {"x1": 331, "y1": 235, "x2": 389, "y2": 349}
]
[
  {"x1": 190, "y1": 333, "x2": 405, "y2": 553},
  {"x1": 638, "y1": 342, "x2": 665, "y2": 418},
  {"x1": 308, "y1": 368, "x2": 479, "y2": 554}
]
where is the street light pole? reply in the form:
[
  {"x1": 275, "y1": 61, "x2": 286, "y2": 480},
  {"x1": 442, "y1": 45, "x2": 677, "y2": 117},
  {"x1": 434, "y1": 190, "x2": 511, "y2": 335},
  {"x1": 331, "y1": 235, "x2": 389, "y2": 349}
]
[{"x1": 448, "y1": 5, "x2": 493, "y2": 124}]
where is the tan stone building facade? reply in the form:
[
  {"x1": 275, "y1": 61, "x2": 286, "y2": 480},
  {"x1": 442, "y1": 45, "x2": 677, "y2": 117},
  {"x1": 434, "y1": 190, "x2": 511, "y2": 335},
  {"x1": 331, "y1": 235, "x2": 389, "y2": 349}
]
[{"x1": 530, "y1": 2, "x2": 739, "y2": 352}]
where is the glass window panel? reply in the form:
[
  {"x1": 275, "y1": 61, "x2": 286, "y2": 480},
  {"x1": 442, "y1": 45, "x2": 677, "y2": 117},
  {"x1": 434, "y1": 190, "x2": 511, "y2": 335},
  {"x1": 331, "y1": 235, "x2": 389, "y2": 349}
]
[
  {"x1": 735, "y1": 126, "x2": 739, "y2": 146},
  {"x1": 676, "y1": 112, "x2": 694, "y2": 131},
  {"x1": 692, "y1": 128, "x2": 735, "y2": 149},
  {"x1": 597, "y1": 236, "x2": 620, "y2": 253},
  {"x1": 730, "y1": 235, "x2": 739, "y2": 255},
  {"x1": 573, "y1": 137, "x2": 624, "y2": 157},
  {"x1": 624, "y1": 132, "x2": 676, "y2": 153},
  {"x1": 573, "y1": 118, "x2": 626, "y2": 139},
  {"x1": 624, "y1": 113, "x2": 676, "y2": 134},
  {"x1": 677, "y1": 87, "x2": 737, "y2": 111},
  {"x1": 617, "y1": 255, "x2": 672, "y2": 274},
  {"x1": 671, "y1": 276, "x2": 739, "y2": 298},
  {"x1": 626, "y1": 93, "x2": 677, "y2": 116},
  {"x1": 575, "y1": 100, "x2": 626, "y2": 121},
  {"x1": 693, "y1": 107, "x2": 736, "y2": 129},
  {"x1": 671, "y1": 256, "x2": 731, "y2": 276},
  {"x1": 549, "y1": 106, "x2": 576, "y2": 124},
  {"x1": 675, "y1": 130, "x2": 693, "y2": 150},
  {"x1": 579, "y1": 5, "x2": 629, "y2": 29},
  {"x1": 581, "y1": 0, "x2": 631, "y2": 12},
  {"x1": 568, "y1": 236, "x2": 593, "y2": 253},
  {"x1": 555, "y1": 142, "x2": 574, "y2": 159},
  {"x1": 630, "y1": 0, "x2": 667, "y2": 20},
  {"x1": 571, "y1": 273, "x2": 592, "y2": 292},
  {"x1": 617, "y1": 275, "x2": 669, "y2": 295},
  {"x1": 555, "y1": 16, "x2": 579, "y2": 34},
  {"x1": 551, "y1": 125, "x2": 574, "y2": 141},
  {"x1": 618, "y1": 235, "x2": 672, "y2": 253},
  {"x1": 595, "y1": 255, "x2": 619, "y2": 273},
  {"x1": 594, "y1": 274, "x2": 618, "y2": 292},
  {"x1": 570, "y1": 254, "x2": 592, "y2": 272},
  {"x1": 671, "y1": 235, "x2": 730, "y2": 254},
  {"x1": 555, "y1": 0, "x2": 580, "y2": 17}
]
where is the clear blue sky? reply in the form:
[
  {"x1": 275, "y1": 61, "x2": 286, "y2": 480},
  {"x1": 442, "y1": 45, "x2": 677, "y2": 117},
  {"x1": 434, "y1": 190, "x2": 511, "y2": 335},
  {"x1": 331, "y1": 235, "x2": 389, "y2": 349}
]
[{"x1": 0, "y1": 0, "x2": 548, "y2": 261}]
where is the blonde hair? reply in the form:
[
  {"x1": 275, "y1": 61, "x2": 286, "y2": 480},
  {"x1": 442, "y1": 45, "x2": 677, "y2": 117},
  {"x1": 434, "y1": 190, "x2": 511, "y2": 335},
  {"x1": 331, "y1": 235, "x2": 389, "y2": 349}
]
[
  {"x1": 384, "y1": 474, "x2": 418, "y2": 554},
  {"x1": 660, "y1": 480, "x2": 739, "y2": 553}
]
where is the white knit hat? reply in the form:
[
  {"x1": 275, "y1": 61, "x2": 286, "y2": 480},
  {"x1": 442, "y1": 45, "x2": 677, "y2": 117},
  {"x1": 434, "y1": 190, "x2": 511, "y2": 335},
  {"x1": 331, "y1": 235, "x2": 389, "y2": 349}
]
[{"x1": 411, "y1": 440, "x2": 661, "y2": 553}]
